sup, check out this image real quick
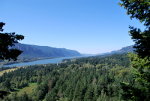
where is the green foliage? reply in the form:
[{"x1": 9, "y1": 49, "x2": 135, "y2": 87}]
[
  {"x1": 17, "y1": 83, "x2": 37, "y2": 97},
  {"x1": 119, "y1": 0, "x2": 150, "y2": 100},
  {"x1": 119, "y1": 0, "x2": 150, "y2": 58},
  {"x1": 119, "y1": 0, "x2": 150, "y2": 26},
  {"x1": 0, "y1": 54, "x2": 132, "y2": 101},
  {"x1": 129, "y1": 26, "x2": 150, "y2": 58},
  {"x1": 121, "y1": 53, "x2": 150, "y2": 101},
  {"x1": 0, "y1": 22, "x2": 24, "y2": 61},
  {"x1": 3, "y1": 92, "x2": 32, "y2": 101}
]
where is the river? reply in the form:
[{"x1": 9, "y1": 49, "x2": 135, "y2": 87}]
[{"x1": 3, "y1": 56, "x2": 89, "y2": 67}]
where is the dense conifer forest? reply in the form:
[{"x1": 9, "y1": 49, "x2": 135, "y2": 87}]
[
  {"x1": 0, "y1": 0, "x2": 149, "y2": 101},
  {"x1": 0, "y1": 54, "x2": 134, "y2": 101}
]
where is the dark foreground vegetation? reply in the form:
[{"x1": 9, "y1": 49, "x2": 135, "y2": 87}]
[
  {"x1": 0, "y1": 53, "x2": 134, "y2": 101},
  {"x1": 0, "y1": 0, "x2": 149, "y2": 101}
]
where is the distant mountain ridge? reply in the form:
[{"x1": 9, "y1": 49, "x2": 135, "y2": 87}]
[
  {"x1": 14, "y1": 43, "x2": 81, "y2": 59},
  {"x1": 100, "y1": 45, "x2": 134, "y2": 56},
  {"x1": 110, "y1": 45, "x2": 134, "y2": 54}
]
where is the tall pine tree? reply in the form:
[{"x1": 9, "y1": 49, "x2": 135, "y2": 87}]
[{"x1": 119, "y1": 0, "x2": 150, "y2": 100}]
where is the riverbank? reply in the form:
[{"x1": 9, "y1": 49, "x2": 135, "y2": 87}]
[
  {"x1": 1, "y1": 57, "x2": 58, "y2": 66},
  {"x1": 3, "y1": 55, "x2": 89, "y2": 68}
]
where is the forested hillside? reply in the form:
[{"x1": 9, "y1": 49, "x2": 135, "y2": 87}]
[
  {"x1": 14, "y1": 43, "x2": 81, "y2": 59},
  {"x1": 0, "y1": 54, "x2": 133, "y2": 101},
  {"x1": 0, "y1": 0, "x2": 149, "y2": 101}
]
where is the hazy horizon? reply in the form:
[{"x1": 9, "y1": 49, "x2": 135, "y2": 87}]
[
  {"x1": 18, "y1": 42, "x2": 132, "y2": 55},
  {"x1": 1, "y1": 0, "x2": 144, "y2": 54}
]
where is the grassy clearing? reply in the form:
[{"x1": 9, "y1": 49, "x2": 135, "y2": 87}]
[
  {"x1": 0, "y1": 68, "x2": 19, "y2": 76},
  {"x1": 17, "y1": 83, "x2": 37, "y2": 96}
]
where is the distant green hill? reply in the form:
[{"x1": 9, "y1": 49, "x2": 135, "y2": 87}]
[{"x1": 14, "y1": 43, "x2": 81, "y2": 59}]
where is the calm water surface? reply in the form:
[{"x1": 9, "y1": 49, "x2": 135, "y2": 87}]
[{"x1": 4, "y1": 56, "x2": 87, "y2": 67}]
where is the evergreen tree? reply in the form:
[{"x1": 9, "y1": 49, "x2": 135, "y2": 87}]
[
  {"x1": 0, "y1": 22, "x2": 24, "y2": 61},
  {"x1": 119, "y1": 0, "x2": 150, "y2": 100},
  {"x1": 119, "y1": 0, "x2": 150, "y2": 58}
]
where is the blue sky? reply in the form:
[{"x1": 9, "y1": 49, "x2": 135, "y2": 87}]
[{"x1": 0, "y1": 0, "x2": 144, "y2": 54}]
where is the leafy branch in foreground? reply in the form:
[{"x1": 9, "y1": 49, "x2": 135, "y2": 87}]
[
  {"x1": 121, "y1": 53, "x2": 150, "y2": 101},
  {"x1": 119, "y1": 0, "x2": 150, "y2": 58},
  {"x1": 0, "y1": 22, "x2": 24, "y2": 61},
  {"x1": 119, "y1": 0, "x2": 150, "y2": 100}
]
